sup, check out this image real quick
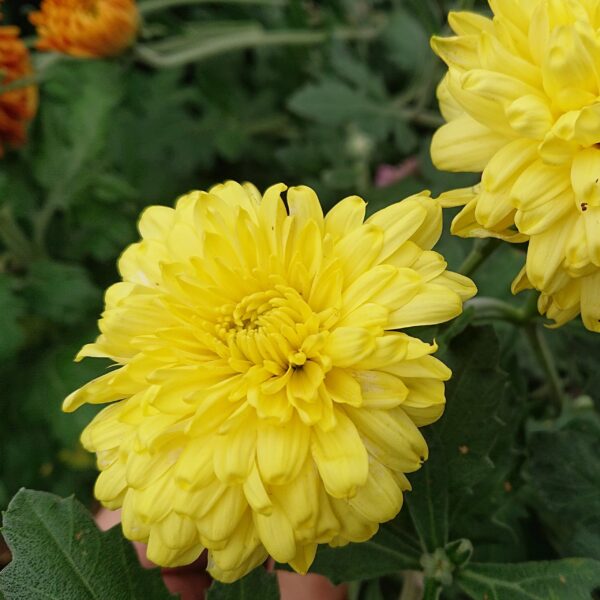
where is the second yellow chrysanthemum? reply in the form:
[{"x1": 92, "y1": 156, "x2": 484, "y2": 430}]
[
  {"x1": 64, "y1": 181, "x2": 475, "y2": 582},
  {"x1": 431, "y1": 1, "x2": 600, "y2": 332}
]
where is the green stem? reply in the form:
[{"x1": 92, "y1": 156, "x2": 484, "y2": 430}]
[
  {"x1": 399, "y1": 108, "x2": 445, "y2": 128},
  {"x1": 459, "y1": 238, "x2": 502, "y2": 277},
  {"x1": 0, "y1": 207, "x2": 37, "y2": 265},
  {"x1": 466, "y1": 292, "x2": 541, "y2": 326},
  {"x1": 138, "y1": 0, "x2": 286, "y2": 15},
  {"x1": 465, "y1": 297, "x2": 525, "y2": 325},
  {"x1": 0, "y1": 73, "x2": 43, "y2": 96},
  {"x1": 0, "y1": 54, "x2": 63, "y2": 96},
  {"x1": 524, "y1": 323, "x2": 564, "y2": 416},
  {"x1": 422, "y1": 578, "x2": 442, "y2": 600},
  {"x1": 134, "y1": 23, "x2": 383, "y2": 68}
]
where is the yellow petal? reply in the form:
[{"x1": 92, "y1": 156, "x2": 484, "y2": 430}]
[
  {"x1": 287, "y1": 185, "x2": 324, "y2": 231},
  {"x1": 325, "y1": 368, "x2": 362, "y2": 407},
  {"x1": 402, "y1": 378, "x2": 446, "y2": 427},
  {"x1": 208, "y1": 513, "x2": 265, "y2": 579},
  {"x1": 388, "y1": 283, "x2": 463, "y2": 329},
  {"x1": 365, "y1": 197, "x2": 428, "y2": 261},
  {"x1": 431, "y1": 35, "x2": 480, "y2": 70},
  {"x1": 213, "y1": 420, "x2": 256, "y2": 484},
  {"x1": 571, "y1": 147, "x2": 600, "y2": 210},
  {"x1": 353, "y1": 370, "x2": 408, "y2": 409},
  {"x1": 335, "y1": 224, "x2": 384, "y2": 283},
  {"x1": 512, "y1": 159, "x2": 571, "y2": 210},
  {"x1": 311, "y1": 409, "x2": 369, "y2": 498},
  {"x1": 448, "y1": 10, "x2": 494, "y2": 35},
  {"x1": 325, "y1": 327, "x2": 376, "y2": 367},
  {"x1": 254, "y1": 504, "x2": 297, "y2": 563},
  {"x1": 257, "y1": 415, "x2": 310, "y2": 485},
  {"x1": 324, "y1": 195, "x2": 366, "y2": 241},
  {"x1": 431, "y1": 114, "x2": 508, "y2": 172},
  {"x1": 348, "y1": 459, "x2": 404, "y2": 522},
  {"x1": 347, "y1": 406, "x2": 426, "y2": 473},
  {"x1": 156, "y1": 511, "x2": 199, "y2": 549},
  {"x1": 289, "y1": 544, "x2": 318, "y2": 574},
  {"x1": 506, "y1": 94, "x2": 553, "y2": 139},
  {"x1": 146, "y1": 528, "x2": 204, "y2": 567},
  {"x1": 526, "y1": 218, "x2": 575, "y2": 293},
  {"x1": 581, "y1": 271, "x2": 600, "y2": 332}
]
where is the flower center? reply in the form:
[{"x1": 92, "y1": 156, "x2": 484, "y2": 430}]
[
  {"x1": 213, "y1": 285, "x2": 335, "y2": 422},
  {"x1": 216, "y1": 285, "x2": 328, "y2": 371}
]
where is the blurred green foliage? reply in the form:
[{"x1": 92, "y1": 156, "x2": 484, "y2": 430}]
[{"x1": 0, "y1": 0, "x2": 599, "y2": 598}]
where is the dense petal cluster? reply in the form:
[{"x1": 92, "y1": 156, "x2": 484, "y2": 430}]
[
  {"x1": 30, "y1": 0, "x2": 138, "y2": 58},
  {"x1": 65, "y1": 182, "x2": 475, "y2": 582},
  {"x1": 0, "y1": 26, "x2": 37, "y2": 156},
  {"x1": 431, "y1": 0, "x2": 600, "y2": 332}
]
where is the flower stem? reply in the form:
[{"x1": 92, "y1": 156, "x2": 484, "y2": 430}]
[
  {"x1": 524, "y1": 323, "x2": 564, "y2": 416},
  {"x1": 458, "y1": 238, "x2": 501, "y2": 278},
  {"x1": 0, "y1": 206, "x2": 37, "y2": 265},
  {"x1": 134, "y1": 23, "x2": 383, "y2": 68},
  {"x1": 422, "y1": 578, "x2": 442, "y2": 600},
  {"x1": 138, "y1": 0, "x2": 286, "y2": 15},
  {"x1": 0, "y1": 73, "x2": 43, "y2": 96}
]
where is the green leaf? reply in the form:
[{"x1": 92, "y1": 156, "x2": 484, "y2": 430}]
[
  {"x1": 458, "y1": 559, "x2": 600, "y2": 600},
  {"x1": 308, "y1": 517, "x2": 421, "y2": 583},
  {"x1": 0, "y1": 489, "x2": 174, "y2": 600},
  {"x1": 405, "y1": 327, "x2": 509, "y2": 552},
  {"x1": 527, "y1": 429, "x2": 600, "y2": 560},
  {"x1": 437, "y1": 327, "x2": 509, "y2": 494},
  {"x1": 382, "y1": 10, "x2": 430, "y2": 74},
  {"x1": 33, "y1": 61, "x2": 124, "y2": 200},
  {"x1": 22, "y1": 260, "x2": 100, "y2": 326},
  {"x1": 207, "y1": 567, "x2": 279, "y2": 600},
  {"x1": 405, "y1": 431, "x2": 449, "y2": 552},
  {"x1": 287, "y1": 79, "x2": 391, "y2": 138},
  {"x1": 0, "y1": 274, "x2": 25, "y2": 361},
  {"x1": 22, "y1": 336, "x2": 107, "y2": 447}
]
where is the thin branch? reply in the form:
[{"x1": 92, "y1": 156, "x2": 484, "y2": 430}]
[
  {"x1": 0, "y1": 73, "x2": 43, "y2": 96},
  {"x1": 459, "y1": 238, "x2": 502, "y2": 277},
  {"x1": 138, "y1": 0, "x2": 286, "y2": 15},
  {"x1": 0, "y1": 206, "x2": 38, "y2": 265},
  {"x1": 524, "y1": 323, "x2": 565, "y2": 416},
  {"x1": 134, "y1": 24, "x2": 383, "y2": 68}
]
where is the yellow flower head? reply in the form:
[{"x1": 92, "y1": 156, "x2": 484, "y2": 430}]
[
  {"x1": 0, "y1": 26, "x2": 37, "y2": 156},
  {"x1": 29, "y1": 0, "x2": 138, "y2": 58},
  {"x1": 64, "y1": 182, "x2": 476, "y2": 582},
  {"x1": 431, "y1": 0, "x2": 600, "y2": 332}
]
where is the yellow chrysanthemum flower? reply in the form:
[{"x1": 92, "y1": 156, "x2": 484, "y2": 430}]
[
  {"x1": 431, "y1": 0, "x2": 600, "y2": 332},
  {"x1": 29, "y1": 0, "x2": 138, "y2": 58},
  {"x1": 64, "y1": 182, "x2": 475, "y2": 582}
]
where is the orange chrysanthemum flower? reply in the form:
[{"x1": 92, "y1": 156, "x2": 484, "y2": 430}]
[
  {"x1": 0, "y1": 26, "x2": 37, "y2": 157},
  {"x1": 29, "y1": 0, "x2": 139, "y2": 58}
]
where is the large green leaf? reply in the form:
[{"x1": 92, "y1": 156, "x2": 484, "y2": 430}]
[
  {"x1": 207, "y1": 567, "x2": 279, "y2": 600},
  {"x1": 458, "y1": 559, "x2": 600, "y2": 600},
  {"x1": 287, "y1": 78, "x2": 391, "y2": 138},
  {"x1": 527, "y1": 428, "x2": 600, "y2": 560},
  {"x1": 33, "y1": 61, "x2": 124, "y2": 201},
  {"x1": 22, "y1": 260, "x2": 100, "y2": 326},
  {"x1": 405, "y1": 327, "x2": 510, "y2": 552},
  {"x1": 0, "y1": 489, "x2": 173, "y2": 600}
]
